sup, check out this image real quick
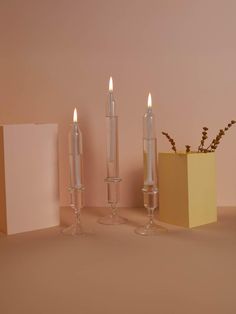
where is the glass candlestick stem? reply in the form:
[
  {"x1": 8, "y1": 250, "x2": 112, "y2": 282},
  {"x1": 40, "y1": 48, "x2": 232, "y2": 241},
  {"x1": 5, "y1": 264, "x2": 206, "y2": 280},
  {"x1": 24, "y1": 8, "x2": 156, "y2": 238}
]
[{"x1": 98, "y1": 177, "x2": 126, "y2": 225}]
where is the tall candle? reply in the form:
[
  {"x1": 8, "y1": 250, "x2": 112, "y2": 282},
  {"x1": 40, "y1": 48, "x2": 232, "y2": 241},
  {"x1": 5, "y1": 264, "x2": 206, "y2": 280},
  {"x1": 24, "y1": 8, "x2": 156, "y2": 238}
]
[
  {"x1": 106, "y1": 77, "x2": 119, "y2": 177},
  {"x1": 143, "y1": 93, "x2": 157, "y2": 186},
  {"x1": 105, "y1": 77, "x2": 120, "y2": 204},
  {"x1": 69, "y1": 108, "x2": 83, "y2": 189}
]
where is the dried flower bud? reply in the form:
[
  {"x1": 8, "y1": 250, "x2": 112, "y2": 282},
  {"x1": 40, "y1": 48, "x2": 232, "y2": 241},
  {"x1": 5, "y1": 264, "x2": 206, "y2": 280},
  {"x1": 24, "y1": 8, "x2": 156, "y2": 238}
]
[
  {"x1": 185, "y1": 145, "x2": 191, "y2": 153},
  {"x1": 198, "y1": 126, "x2": 209, "y2": 152}
]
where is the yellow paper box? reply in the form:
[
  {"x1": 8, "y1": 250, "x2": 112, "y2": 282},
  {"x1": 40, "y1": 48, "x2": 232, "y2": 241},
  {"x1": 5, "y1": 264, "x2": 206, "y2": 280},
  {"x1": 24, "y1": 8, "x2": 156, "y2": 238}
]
[{"x1": 158, "y1": 152, "x2": 217, "y2": 228}]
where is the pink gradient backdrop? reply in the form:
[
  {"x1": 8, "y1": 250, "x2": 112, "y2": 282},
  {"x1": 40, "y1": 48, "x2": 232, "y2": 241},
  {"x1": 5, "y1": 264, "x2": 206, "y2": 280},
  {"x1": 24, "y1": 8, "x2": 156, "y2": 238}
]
[{"x1": 0, "y1": 0, "x2": 236, "y2": 207}]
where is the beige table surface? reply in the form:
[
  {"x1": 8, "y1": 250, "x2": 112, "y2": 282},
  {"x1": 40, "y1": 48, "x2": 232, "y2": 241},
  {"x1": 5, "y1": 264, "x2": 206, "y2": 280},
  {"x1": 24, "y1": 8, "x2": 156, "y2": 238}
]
[{"x1": 1, "y1": 206, "x2": 236, "y2": 314}]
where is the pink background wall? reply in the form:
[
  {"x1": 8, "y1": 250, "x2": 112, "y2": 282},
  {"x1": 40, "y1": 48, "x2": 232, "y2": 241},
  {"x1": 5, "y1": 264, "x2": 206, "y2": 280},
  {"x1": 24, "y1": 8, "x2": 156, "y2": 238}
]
[{"x1": 0, "y1": 0, "x2": 236, "y2": 207}]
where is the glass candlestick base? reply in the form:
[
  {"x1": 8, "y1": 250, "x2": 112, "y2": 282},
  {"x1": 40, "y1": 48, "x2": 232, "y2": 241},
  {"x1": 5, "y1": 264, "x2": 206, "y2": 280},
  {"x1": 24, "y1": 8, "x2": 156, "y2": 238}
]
[
  {"x1": 62, "y1": 222, "x2": 84, "y2": 236},
  {"x1": 135, "y1": 221, "x2": 166, "y2": 236},
  {"x1": 98, "y1": 212, "x2": 127, "y2": 225},
  {"x1": 98, "y1": 204, "x2": 127, "y2": 225}
]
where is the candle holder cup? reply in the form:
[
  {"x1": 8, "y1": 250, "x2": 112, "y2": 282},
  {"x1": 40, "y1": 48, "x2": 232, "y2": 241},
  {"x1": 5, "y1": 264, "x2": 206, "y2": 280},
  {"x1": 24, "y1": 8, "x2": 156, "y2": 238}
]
[
  {"x1": 135, "y1": 186, "x2": 167, "y2": 236},
  {"x1": 62, "y1": 186, "x2": 85, "y2": 236}
]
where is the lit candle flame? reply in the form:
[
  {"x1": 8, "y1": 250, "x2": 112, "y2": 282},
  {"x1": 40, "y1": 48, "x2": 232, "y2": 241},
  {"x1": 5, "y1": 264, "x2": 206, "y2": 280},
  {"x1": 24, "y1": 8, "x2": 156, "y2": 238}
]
[
  {"x1": 109, "y1": 76, "x2": 113, "y2": 92},
  {"x1": 148, "y1": 93, "x2": 152, "y2": 108},
  {"x1": 73, "y1": 108, "x2": 78, "y2": 123}
]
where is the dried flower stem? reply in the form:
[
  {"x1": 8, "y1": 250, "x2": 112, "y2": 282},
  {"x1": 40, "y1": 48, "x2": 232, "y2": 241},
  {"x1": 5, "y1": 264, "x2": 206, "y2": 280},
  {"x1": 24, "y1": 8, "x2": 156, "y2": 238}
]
[
  {"x1": 162, "y1": 132, "x2": 177, "y2": 152},
  {"x1": 206, "y1": 120, "x2": 236, "y2": 152},
  {"x1": 198, "y1": 127, "x2": 208, "y2": 152}
]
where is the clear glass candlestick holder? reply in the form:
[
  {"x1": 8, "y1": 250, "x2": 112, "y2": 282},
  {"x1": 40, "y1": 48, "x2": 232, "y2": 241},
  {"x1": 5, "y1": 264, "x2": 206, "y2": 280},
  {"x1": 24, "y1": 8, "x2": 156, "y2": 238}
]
[
  {"x1": 62, "y1": 186, "x2": 85, "y2": 236},
  {"x1": 135, "y1": 186, "x2": 167, "y2": 236},
  {"x1": 98, "y1": 177, "x2": 127, "y2": 225},
  {"x1": 98, "y1": 203, "x2": 127, "y2": 225}
]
